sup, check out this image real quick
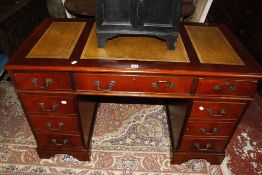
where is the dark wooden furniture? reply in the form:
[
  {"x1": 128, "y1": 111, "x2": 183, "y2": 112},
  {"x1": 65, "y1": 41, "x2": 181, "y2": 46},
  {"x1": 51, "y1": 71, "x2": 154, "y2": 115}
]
[
  {"x1": 64, "y1": 0, "x2": 96, "y2": 18},
  {"x1": 64, "y1": 0, "x2": 194, "y2": 19},
  {"x1": 0, "y1": 0, "x2": 48, "y2": 57},
  {"x1": 0, "y1": 53, "x2": 8, "y2": 80},
  {"x1": 5, "y1": 18, "x2": 262, "y2": 165},
  {"x1": 95, "y1": 0, "x2": 183, "y2": 49},
  {"x1": 208, "y1": 0, "x2": 262, "y2": 66}
]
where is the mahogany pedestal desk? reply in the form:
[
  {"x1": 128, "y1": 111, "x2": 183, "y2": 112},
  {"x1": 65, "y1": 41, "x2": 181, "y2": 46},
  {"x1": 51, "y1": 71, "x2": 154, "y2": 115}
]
[{"x1": 5, "y1": 18, "x2": 262, "y2": 165}]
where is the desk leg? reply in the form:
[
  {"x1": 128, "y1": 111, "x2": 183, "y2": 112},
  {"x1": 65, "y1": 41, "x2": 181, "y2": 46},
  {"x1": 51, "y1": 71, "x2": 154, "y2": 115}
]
[
  {"x1": 36, "y1": 148, "x2": 91, "y2": 161},
  {"x1": 166, "y1": 100, "x2": 190, "y2": 164},
  {"x1": 78, "y1": 96, "x2": 98, "y2": 161}
]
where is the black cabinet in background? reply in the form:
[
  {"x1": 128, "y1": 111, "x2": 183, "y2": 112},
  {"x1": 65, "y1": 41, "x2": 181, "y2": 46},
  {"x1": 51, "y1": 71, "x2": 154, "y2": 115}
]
[
  {"x1": 207, "y1": 0, "x2": 262, "y2": 93},
  {"x1": 208, "y1": 0, "x2": 262, "y2": 66},
  {"x1": 0, "y1": 0, "x2": 48, "y2": 57},
  {"x1": 95, "y1": 0, "x2": 183, "y2": 49}
]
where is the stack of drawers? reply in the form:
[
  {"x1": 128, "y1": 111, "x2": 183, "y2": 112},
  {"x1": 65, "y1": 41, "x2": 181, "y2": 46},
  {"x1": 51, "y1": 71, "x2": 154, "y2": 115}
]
[
  {"x1": 12, "y1": 72, "x2": 93, "y2": 160},
  {"x1": 11, "y1": 71, "x2": 259, "y2": 164},
  {"x1": 172, "y1": 77, "x2": 258, "y2": 164}
]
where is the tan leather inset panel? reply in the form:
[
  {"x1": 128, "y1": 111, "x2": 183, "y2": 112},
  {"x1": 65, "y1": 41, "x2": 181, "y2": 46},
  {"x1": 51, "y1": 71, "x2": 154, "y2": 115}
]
[
  {"x1": 185, "y1": 26, "x2": 244, "y2": 65},
  {"x1": 81, "y1": 25, "x2": 190, "y2": 63},
  {"x1": 27, "y1": 22, "x2": 85, "y2": 59}
]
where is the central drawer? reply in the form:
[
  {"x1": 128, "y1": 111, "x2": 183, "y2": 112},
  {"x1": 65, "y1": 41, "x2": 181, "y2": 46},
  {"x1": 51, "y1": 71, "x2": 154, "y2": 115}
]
[
  {"x1": 135, "y1": 76, "x2": 193, "y2": 94},
  {"x1": 74, "y1": 73, "x2": 193, "y2": 95}
]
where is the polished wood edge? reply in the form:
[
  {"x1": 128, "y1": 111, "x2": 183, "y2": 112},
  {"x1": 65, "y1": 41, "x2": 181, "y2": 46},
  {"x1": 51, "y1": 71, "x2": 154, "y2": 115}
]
[
  {"x1": 14, "y1": 90, "x2": 255, "y2": 101},
  {"x1": 190, "y1": 77, "x2": 199, "y2": 94},
  {"x1": 35, "y1": 131, "x2": 81, "y2": 135},
  {"x1": 179, "y1": 25, "x2": 200, "y2": 65},
  {"x1": 6, "y1": 64, "x2": 262, "y2": 77},
  {"x1": 182, "y1": 136, "x2": 229, "y2": 140},
  {"x1": 18, "y1": 91, "x2": 75, "y2": 96},
  {"x1": 6, "y1": 68, "x2": 262, "y2": 79},
  {"x1": 70, "y1": 21, "x2": 94, "y2": 61}
]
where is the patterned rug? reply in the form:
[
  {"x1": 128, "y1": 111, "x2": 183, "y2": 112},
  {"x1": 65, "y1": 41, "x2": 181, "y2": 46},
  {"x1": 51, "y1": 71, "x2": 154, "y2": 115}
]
[{"x1": 0, "y1": 78, "x2": 224, "y2": 175}]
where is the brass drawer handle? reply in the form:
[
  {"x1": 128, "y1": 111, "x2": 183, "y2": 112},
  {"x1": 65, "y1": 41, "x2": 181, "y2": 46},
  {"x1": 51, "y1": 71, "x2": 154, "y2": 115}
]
[
  {"x1": 38, "y1": 103, "x2": 59, "y2": 112},
  {"x1": 206, "y1": 108, "x2": 226, "y2": 118},
  {"x1": 152, "y1": 81, "x2": 175, "y2": 89},
  {"x1": 93, "y1": 80, "x2": 117, "y2": 92},
  {"x1": 214, "y1": 82, "x2": 236, "y2": 92},
  {"x1": 31, "y1": 78, "x2": 53, "y2": 89},
  {"x1": 194, "y1": 143, "x2": 212, "y2": 151},
  {"x1": 200, "y1": 127, "x2": 219, "y2": 135},
  {"x1": 47, "y1": 122, "x2": 64, "y2": 131},
  {"x1": 51, "y1": 138, "x2": 69, "y2": 146}
]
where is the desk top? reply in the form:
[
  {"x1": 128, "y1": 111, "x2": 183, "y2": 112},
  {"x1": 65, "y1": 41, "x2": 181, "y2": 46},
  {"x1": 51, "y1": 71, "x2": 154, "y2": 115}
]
[{"x1": 5, "y1": 18, "x2": 262, "y2": 78}]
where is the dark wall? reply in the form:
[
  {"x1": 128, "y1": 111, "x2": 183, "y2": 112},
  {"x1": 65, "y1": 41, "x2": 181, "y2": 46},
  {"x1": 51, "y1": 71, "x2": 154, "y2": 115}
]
[{"x1": 46, "y1": 0, "x2": 66, "y2": 18}]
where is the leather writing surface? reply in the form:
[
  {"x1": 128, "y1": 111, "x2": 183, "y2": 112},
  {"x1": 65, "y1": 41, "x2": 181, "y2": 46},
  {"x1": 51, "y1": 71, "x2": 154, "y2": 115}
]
[
  {"x1": 27, "y1": 22, "x2": 85, "y2": 59},
  {"x1": 81, "y1": 25, "x2": 190, "y2": 63},
  {"x1": 185, "y1": 26, "x2": 245, "y2": 65}
]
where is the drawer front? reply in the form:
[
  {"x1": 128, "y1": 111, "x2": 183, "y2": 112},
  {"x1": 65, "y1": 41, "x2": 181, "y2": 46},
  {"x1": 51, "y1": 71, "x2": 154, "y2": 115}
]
[
  {"x1": 190, "y1": 101, "x2": 246, "y2": 120},
  {"x1": 13, "y1": 72, "x2": 72, "y2": 90},
  {"x1": 196, "y1": 78, "x2": 257, "y2": 97},
  {"x1": 29, "y1": 115, "x2": 79, "y2": 133},
  {"x1": 74, "y1": 73, "x2": 193, "y2": 95},
  {"x1": 35, "y1": 133, "x2": 83, "y2": 148},
  {"x1": 185, "y1": 121, "x2": 236, "y2": 137},
  {"x1": 135, "y1": 76, "x2": 193, "y2": 94},
  {"x1": 179, "y1": 138, "x2": 228, "y2": 152},
  {"x1": 20, "y1": 94, "x2": 75, "y2": 114},
  {"x1": 74, "y1": 74, "x2": 136, "y2": 92}
]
